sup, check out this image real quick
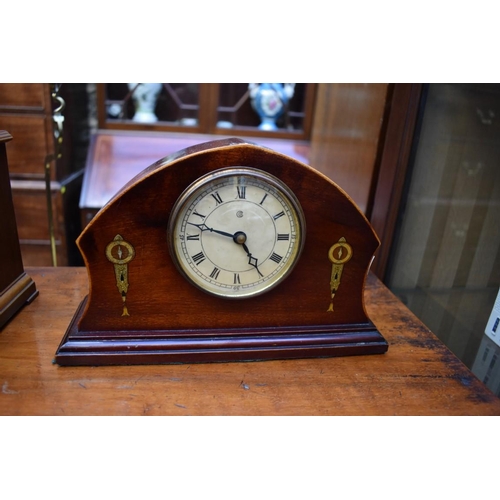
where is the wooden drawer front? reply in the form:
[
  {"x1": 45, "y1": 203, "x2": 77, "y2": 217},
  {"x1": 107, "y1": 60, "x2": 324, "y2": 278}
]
[
  {"x1": 0, "y1": 114, "x2": 54, "y2": 177},
  {"x1": 0, "y1": 84, "x2": 48, "y2": 110},
  {"x1": 11, "y1": 183, "x2": 63, "y2": 241},
  {"x1": 20, "y1": 242, "x2": 65, "y2": 267}
]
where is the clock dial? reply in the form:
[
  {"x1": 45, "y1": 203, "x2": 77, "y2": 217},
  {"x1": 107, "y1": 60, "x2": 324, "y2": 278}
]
[{"x1": 168, "y1": 167, "x2": 305, "y2": 299}]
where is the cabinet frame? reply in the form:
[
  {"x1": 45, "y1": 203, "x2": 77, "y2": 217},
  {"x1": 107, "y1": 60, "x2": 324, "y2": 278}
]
[{"x1": 96, "y1": 83, "x2": 317, "y2": 141}]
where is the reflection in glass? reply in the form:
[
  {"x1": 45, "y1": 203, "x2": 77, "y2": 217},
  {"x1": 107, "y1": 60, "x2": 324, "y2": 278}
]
[
  {"x1": 472, "y1": 334, "x2": 500, "y2": 396},
  {"x1": 386, "y1": 84, "x2": 500, "y2": 371}
]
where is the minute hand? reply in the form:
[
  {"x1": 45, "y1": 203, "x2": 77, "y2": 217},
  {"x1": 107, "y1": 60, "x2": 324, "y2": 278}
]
[{"x1": 187, "y1": 222, "x2": 234, "y2": 238}]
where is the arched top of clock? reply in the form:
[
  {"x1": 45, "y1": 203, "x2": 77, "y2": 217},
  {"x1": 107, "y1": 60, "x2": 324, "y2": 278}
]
[{"x1": 82, "y1": 137, "x2": 378, "y2": 245}]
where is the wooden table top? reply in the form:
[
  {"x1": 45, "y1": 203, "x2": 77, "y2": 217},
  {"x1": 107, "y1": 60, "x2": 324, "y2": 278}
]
[{"x1": 1, "y1": 267, "x2": 499, "y2": 416}]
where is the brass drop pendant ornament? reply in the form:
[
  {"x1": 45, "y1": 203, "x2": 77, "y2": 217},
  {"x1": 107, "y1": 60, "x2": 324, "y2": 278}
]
[
  {"x1": 327, "y1": 237, "x2": 353, "y2": 312},
  {"x1": 105, "y1": 234, "x2": 135, "y2": 316}
]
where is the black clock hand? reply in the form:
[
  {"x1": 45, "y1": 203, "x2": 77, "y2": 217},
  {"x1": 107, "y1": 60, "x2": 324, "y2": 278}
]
[
  {"x1": 188, "y1": 224, "x2": 263, "y2": 277},
  {"x1": 240, "y1": 239, "x2": 264, "y2": 278},
  {"x1": 187, "y1": 222, "x2": 234, "y2": 239}
]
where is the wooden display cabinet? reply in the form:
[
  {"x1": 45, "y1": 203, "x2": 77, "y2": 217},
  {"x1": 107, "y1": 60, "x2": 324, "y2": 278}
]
[
  {"x1": 0, "y1": 84, "x2": 88, "y2": 266},
  {"x1": 97, "y1": 83, "x2": 317, "y2": 140}
]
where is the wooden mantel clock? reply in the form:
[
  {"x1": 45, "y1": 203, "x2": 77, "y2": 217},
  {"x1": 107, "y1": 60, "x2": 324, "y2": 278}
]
[{"x1": 55, "y1": 138, "x2": 388, "y2": 365}]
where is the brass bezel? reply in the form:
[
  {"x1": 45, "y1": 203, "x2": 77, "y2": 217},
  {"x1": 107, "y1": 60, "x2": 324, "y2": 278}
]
[{"x1": 167, "y1": 167, "x2": 306, "y2": 299}]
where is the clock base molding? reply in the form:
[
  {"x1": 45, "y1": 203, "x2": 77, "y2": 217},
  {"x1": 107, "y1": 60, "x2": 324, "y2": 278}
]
[
  {"x1": 0, "y1": 273, "x2": 39, "y2": 330},
  {"x1": 54, "y1": 297, "x2": 388, "y2": 366}
]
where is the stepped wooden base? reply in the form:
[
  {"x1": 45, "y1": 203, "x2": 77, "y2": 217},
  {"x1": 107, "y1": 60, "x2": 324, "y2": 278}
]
[
  {"x1": 0, "y1": 272, "x2": 38, "y2": 330},
  {"x1": 55, "y1": 296, "x2": 388, "y2": 366}
]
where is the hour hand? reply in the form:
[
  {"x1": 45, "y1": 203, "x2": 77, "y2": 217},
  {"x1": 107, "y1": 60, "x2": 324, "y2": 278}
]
[
  {"x1": 187, "y1": 222, "x2": 234, "y2": 238},
  {"x1": 242, "y1": 242, "x2": 264, "y2": 277}
]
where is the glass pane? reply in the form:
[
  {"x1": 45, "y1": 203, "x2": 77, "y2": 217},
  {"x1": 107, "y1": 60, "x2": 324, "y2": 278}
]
[
  {"x1": 216, "y1": 83, "x2": 307, "y2": 132},
  {"x1": 386, "y1": 84, "x2": 500, "y2": 395},
  {"x1": 105, "y1": 83, "x2": 199, "y2": 126}
]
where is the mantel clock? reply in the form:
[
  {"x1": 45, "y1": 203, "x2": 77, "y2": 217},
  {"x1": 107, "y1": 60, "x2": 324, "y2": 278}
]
[{"x1": 55, "y1": 138, "x2": 388, "y2": 365}]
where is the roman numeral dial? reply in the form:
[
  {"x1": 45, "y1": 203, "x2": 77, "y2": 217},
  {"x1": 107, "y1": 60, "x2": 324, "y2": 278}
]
[{"x1": 168, "y1": 167, "x2": 306, "y2": 299}]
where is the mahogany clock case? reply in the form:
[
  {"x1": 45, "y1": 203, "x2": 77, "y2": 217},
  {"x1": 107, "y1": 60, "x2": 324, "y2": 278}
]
[
  {"x1": 55, "y1": 138, "x2": 388, "y2": 365},
  {"x1": 0, "y1": 131, "x2": 38, "y2": 330}
]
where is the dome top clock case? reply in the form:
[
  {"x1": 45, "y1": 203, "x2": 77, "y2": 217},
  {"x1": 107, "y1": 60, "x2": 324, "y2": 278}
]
[{"x1": 55, "y1": 138, "x2": 388, "y2": 366}]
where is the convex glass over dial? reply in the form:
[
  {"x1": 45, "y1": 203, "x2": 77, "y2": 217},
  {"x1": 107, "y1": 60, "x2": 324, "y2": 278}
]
[{"x1": 168, "y1": 167, "x2": 306, "y2": 299}]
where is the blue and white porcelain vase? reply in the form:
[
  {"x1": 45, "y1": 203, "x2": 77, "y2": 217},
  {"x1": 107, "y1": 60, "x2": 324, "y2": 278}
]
[{"x1": 248, "y1": 83, "x2": 295, "y2": 130}]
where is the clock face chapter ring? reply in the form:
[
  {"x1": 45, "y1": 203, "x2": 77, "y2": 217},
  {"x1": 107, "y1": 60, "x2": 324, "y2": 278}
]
[{"x1": 167, "y1": 167, "x2": 306, "y2": 299}]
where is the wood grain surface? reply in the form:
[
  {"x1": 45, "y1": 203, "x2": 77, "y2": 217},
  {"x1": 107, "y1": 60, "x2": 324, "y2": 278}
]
[
  {"x1": 1, "y1": 267, "x2": 499, "y2": 415},
  {"x1": 309, "y1": 83, "x2": 388, "y2": 214}
]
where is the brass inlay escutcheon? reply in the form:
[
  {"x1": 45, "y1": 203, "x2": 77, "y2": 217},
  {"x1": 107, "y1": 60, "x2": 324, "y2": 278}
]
[
  {"x1": 105, "y1": 234, "x2": 135, "y2": 316},
  {"x1": 327, "y1": 237, "x2": 352, "y2": 312}
]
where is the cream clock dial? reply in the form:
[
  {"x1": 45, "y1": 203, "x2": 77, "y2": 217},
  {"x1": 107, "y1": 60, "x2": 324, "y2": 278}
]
[{"x1": 168, "y1": 167, "x2": 306, "y2": 299}]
